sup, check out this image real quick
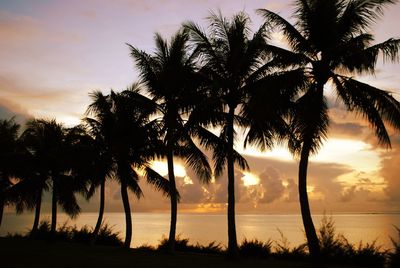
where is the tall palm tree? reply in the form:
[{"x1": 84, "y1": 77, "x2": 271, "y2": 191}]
[
  {"x1": 128, "y1": 29, "x2": 213, "y2": 252},
  {"x1": 183, "y1": 11, "x2": 300, "y2": 257},
  {"x1": 0, "y1": 118, "x2": 20, "y2": 227},
  {"x1": 258, "y1": 0, "x2": 400, "y2": 257},
  {"x1": 85, "y1": 87, "x2": 171, "y2": 248}
]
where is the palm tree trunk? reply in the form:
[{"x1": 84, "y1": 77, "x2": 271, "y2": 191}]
[
  {"x1": 299, "y1": 140, "x2": 320, "y2": 258},
  {"x1": 51, "y1": 179, "x2": 57, "y2": 235},
  {"x1": 92, "y1": 179, "x2": 105, "y2": 242},
  {"x1": 31, "y1": 191, "x2": 42, "y2": 235},
  {"x1": 167, "y1": 148, "x2": 177, "y2": 253},
  {"x1": 0, "y1": 196, "x2": 4, "y2": 227},
  {"x1": 227, "y1": 106, "x2": 238, "y2": 258},
  {"x1": 120, "y1": 179, "x2": 132, "y2": 248}
]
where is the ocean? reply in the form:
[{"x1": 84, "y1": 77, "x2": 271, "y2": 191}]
[{"x1": 1, "y1": 212, "x2": 399, "y2": 249}]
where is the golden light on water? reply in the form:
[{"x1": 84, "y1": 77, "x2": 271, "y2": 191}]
[{"x1": 241, "y1": 172, "x2": 260, "y2": 186}]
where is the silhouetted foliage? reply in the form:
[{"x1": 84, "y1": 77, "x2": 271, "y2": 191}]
[
  {"x1": 388, "y1": 226, "x2": 400, "y2": 268},
  {"x1": 316, "y1": 215, "x2": 385, "y2": 267},
  {"x1": 85, "y1": 88, "x2": 170, "y2": 248},
  {"x1": 0, "y1": 118, "x2": 21, "y2": 227},
  {"x1": 184, "y1": 10, "x2": 276, "y2": 257},
  {"x1": 13, "y1": 119, "x2": 90, "y2": 235},
  {"x1": 239, "y1": 239, "x2": 272, "y2": 258},
  {"x1": 129, "y1": 28, "x2": 213, "y2": 252},
  {"x1": 257, "y1": 0, "x2": 400, "y2": 258},
  {"x1": 157, "y1": 235, "x2": 223, "y2": 254},
  {"x1": 273, "y1": 229, "x2": 307, "y2": 261},
  {"x1": 12, "y1": 221, "x2": 123, "y2": 247}
]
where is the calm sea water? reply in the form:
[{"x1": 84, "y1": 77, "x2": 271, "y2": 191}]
[{"x1": 1, "y1": 213, "x2": 399, "y2": 249}]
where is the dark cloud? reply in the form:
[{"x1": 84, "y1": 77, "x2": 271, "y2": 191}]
[{"x1": 0, "y1": 99, "x2": 31, "y2": 125}]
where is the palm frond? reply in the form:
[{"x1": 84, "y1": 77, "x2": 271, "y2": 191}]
[
  {"x1": 143, "y1": 166, "x2": 178, "y2": 199},
  {"x1": 175, "y1": 139, "x2": 212, "y2": 184},
  {"x1": 337, "y1": 37, "x2": 400, "y2": 74},
  {"x1": 288, "y1": 86, "x2": 329, "y2": 156},
  {"x1": 333, "y1": 75, "x2": 400, "y2": 147},
  {"x1": 338, "y1": 0, "x2": 397, "y2": 39},
  {"x1": 257, "y1": 8, "x2": 312, "y2": 54}
]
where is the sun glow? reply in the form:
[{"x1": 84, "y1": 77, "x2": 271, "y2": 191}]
[
  {"x1": 239, "y1": 138, "x2": 380, "y2": 172},
  {"x1": 241, "y1": 172, "x2": 260, "y2": 187},
  {"x1": 151, "y1": 160, "x2": 187, "y2": 177},
  {"x1": 312, "y1": 139, "x2": 380, "y2": 171}
]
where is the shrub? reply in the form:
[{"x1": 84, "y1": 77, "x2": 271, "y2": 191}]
[
  {"x1": 388, "y1": 226, "x2": 400, "y2": 268},
  {"x1": 318, "y1": 215, "x2": 385, "y2": 267},
  {"x1": 239, "y1": 238, "x2": 272, "y2": 258},
  {"x1": 17, "y1": 221, "x2": 122, "y2": 247},
  {"x1": 273, "y1": 229, "x2": 307, "y2": 261},
  {"x1": 157, "y1": 235, "x2": 223, "y2": 254}
]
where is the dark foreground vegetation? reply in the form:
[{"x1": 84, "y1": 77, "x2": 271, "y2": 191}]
[
  {"x1": 3, "y1": 217, "x2": 400, "y2": 268},
  {"x1": 1, "y1": 236, "x2": 396, "y2": 268}
]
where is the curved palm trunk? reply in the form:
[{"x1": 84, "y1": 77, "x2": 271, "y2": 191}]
[
  {"x1": 31, "y1": 191, "x2": 42, "y2": 235},
  {"x1": 51, "y1": 179, "x2": 57, "y2": 235},
  {"x1": 227, "y1": 106, "x2": 238, "y2": 258},
  {"x1": 299, "y1": 140, "x2": 320, "y2": 258},
  {"x1": 92, "y1": 179, "x2": 105, "y2": 242},
  {"x1": 120, "y1": 179, "x2": 132, "y2": 248},
  {"x1": 167, "y1": 149, "x2": 177, "y2": 253}
]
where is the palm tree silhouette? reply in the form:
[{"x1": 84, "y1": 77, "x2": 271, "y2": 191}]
[
  {"x1": 0, "y1": 118, "x2": 20, "y2": 227},
  {"x1": 258, "y1": 0, "x2": 400, "y2": 257},
  {"x1": 183, "y1": 11, "x2": 292, "y2": 257},
  {"x1": 75, "y1": 129, "x2": 113, "y2": 242},
  {"x1": 20, "y1": 119, "x2": 84, "y2": 235},
  {"x1": 85, "y1": 87, "x2": 171, "y2": 248},
  {"x1": 128, "y1": 29, "x2": 213, "y2": 252}
]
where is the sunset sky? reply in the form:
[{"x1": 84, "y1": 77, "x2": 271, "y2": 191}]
[{"x1": 1, "y1": 0, "x2": 400, "y2": 214}]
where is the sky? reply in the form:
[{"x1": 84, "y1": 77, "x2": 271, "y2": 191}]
[{"x1": 1, "y1": 0, "x2": 400, "y2": 214}]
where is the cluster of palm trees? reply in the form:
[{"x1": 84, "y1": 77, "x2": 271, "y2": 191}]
[{"x1": 1, "y1": 0, "x2": 399, "y2": 259}]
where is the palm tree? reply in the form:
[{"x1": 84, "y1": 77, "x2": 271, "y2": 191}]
[
  {"x1": 258, "y1": 0, "x2": 400, "y2": 257},
  {"x1": 59, "y1": 124, "x2": 109, "y2": 241},
  {"x1": 128, "y1": 29, "x2": 213, "y2": 252},
  {"x1": 19, "y1": 119, "x2": 86, "y2": 235},
  {"x1": 183, "y1": 11, "x2": 299, "y2": 257},
  {"x1": 78, "y1": 132, "x2": 113, "y2": 242},
  {"x1": 85, "y1": 87, "x2": 171, "y2": 248},
  {"x1": 0, "y1": 118, "x2": 20, "y2": 227}
]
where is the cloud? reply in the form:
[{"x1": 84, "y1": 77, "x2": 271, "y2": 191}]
[
  {"x1": 0, "y1": 98, "x2": 31, "y2": 125},
  {"x1": 380, "y1": 146, "x2": 400, "y2": 205},
  {"x1": 284, "y1": 178, "x2": 298, "y2": 202},
  {"x1": 258, "y1": 167, "x2": 285, "y2": 203}
]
